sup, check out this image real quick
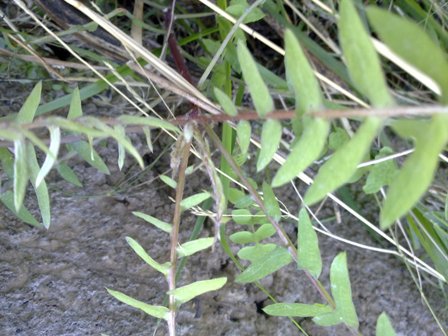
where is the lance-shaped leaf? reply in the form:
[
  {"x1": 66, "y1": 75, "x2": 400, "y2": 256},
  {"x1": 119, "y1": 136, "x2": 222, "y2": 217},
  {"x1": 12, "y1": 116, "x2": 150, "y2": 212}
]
[
  {"x1": 27, "y1": 144, "x2": 51, "y2": 229},
  {"x1": 0, "y1": 191, "x2": 40, "y2": 227},
  {"x1": 257, "y1": 119, "x2": 282, "y2": 171},
  {"x1": 167, "y1": 277, "x2": 227, "y2": 305},
  {"x1": 114, "y1": 125, "x2": 126, "y2": 170},
  {"x1": 180, "y1": 192, "x2": 211, "y2": 210},
  {"x1": 236, "y1": 246, "x2": 292, "y2": 283},
  {"x1": 237, "y1": 40, "x2": 274, "y2": 117},
  {"x1": 132, "y1": 211, "x2": 172, "y2": 233},
  {"x1": 118, "y1": 115, "x2": 178, "y2": 132},
  {"x1": 236, "y1": 120, "x2": 251, "y2": 162},
  {"x1": 297, "y1": 208, "x2": 322, "y2": 279},
  {"x1": 305, "y1": 117, "x2": 381, "y2": 205},
  {"x1": 36, "y1": 126, "x2": 60, "y2": 187},
  {"x1": 262, "y1": 182, "x2": 281, "y2": 222},
  {"x1": 339, "y1": 0, "x2": 393, "y2": 107},
  {"x1": 159, "y1": 175, "x2": 177, "y2": 189},
  {"x1": 381, "y1": 115, "x2": 448, "y2": 229},
  {"x1": 177, "y1": 237, "x2": 215, "y2": 257},
  {"x1": 214, "y1": 88, "x2": 238, "y2": 116},
  {"x1": 313, "y1": 252, "x2": 359, "y2": 329},
  {"x1": 376, "y1": 312, "x2": 396, "y2": 336},
  {"x1": 107, "y1": 289, "x2": 169, "y2": 320},
  {"x1": 67, "y1": 141, "x2": 110, "y2": 174},
  {"x1": 264, "y1": 303, "x2": 332, "y2": 317},
  {"x1": 56, "y1": 163, "x2": 82, "y2": 187},
  {"x1": 126, "y1": 237, "x2": 170, "y2": 275},
  {"x1": 16, "y1": 81, "x2": 42, "y2": 124},
  {"x1": 367, "y1": 7, "x2": 448, "y2": 103},
  {"x1": 362, "y1": 147, "x2": 398, "y2": 194},
  {"x1": 13, "y1": 139, "x2": 28, "y2": 211},
  {"x1": 67, "y1": 87, "x2": 83, "y2": 119}
]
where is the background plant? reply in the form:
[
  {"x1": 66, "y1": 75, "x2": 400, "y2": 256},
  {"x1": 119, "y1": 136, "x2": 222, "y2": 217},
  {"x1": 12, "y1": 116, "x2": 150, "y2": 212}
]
[{"x1": 0, "y1": 0, "x2": 447, "y2": 335}]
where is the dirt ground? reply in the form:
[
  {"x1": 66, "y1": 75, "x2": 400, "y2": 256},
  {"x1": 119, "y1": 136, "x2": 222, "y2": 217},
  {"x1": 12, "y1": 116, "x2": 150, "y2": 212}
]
[{"x1": 0, "y1": 85, "x2": 446, "y2": 336}]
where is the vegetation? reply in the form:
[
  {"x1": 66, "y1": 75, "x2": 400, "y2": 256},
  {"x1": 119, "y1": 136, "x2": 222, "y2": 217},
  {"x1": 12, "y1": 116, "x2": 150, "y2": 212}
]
[{"x1": 0, "y1": 0, "x2": 447, "y2": 335}]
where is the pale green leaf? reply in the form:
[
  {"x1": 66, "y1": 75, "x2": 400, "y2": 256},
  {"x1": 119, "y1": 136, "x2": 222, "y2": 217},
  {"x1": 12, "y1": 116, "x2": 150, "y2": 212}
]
[
  {"x1": 257, "y1": 119, "x2": 282, "y2": 171},
  {"x1": 142, "y1": 126, "x2": 153, "y2": 153},
  {"x1": 237, "y1": 40, "x2": 274, "y2": 117},
  {"x1": 180, "y1": 192, "x2": 211, "y2": 210},
  {"x1": 159, "y1": 175, "x2": 177, "y2": 189},
  {"x1": 56, "y1": 163, "x2": 82, "y2": 187},
  {"x1": 115, "y1": 125, "x2": 126, "y2": 171},
  {"x1": 126, "y1": 237, "x2": 170, "y2": 275},
  {"x1": 67, "y1": 141, "x2": 110, "y2": 174},
  {"x1": 177, "y1": 237, "x2": 215, "y2": 257},
  {"x1": 13, "y1": 139, "x2": 28, "y2": 211},
  {"x1": 367, "y1": 7, "x2": 448, "y2": 103},
  {"x1": 214, "y1": 88, "x2": 238, "y2": 116},
  {"x1": 226, "y1": 0, "x2": 265, "y2": 24},
  {"x1": 36, "y1": 126, "x2": 60, "y2": 187},
  {"x1": 237, "y1": 243, "x2": 277, "y2": 261},
  {"x1": 376, "y1": 312, "x2": 396, "y2": 336},
  {"x1": 0, "y1": 191, "x2": 40, "y2": 227},
  {"x1": 107, "y1": 288, "x2": 169, "y2": 320},
  {"x1": 328, "y1": 127, "x2": 350, "y2": 151},
  {"x1": 67, "y1": 87, "x2": 82, "y2": 119},
  {"x1": 236, "y1": 120, "x2": 251, "y2": 161},
  {"x1": 262, "y1": 182, "x2": 281, "y2": 221},
  {"x1": 304, "y1": 117, "x2": 381, "y2": 206},
  {"x1": 26, "y1": 144, "x2": 51, "y2": 229},
  {"x1": 16, "y1": 81, "x2": 41, "y2": 123},
  {"x1": 232, "y1": 208, "x2": 252, "y2": 225},
  {"x1": 363, "y1": 147, "x2": 398, "y2": 194},
  {"x1": 118, "y1": 115, "x2": 178, "y2": 132},
  {"x1": 339, "y1": 0, "x2": 393, "y2": 107},
  {"x1": 254, "y1": 223, "x2": 275, "y2": 241},
  {"x1": 167, "y1": 277, "x2": 227, "y2": 304},
  {"x1": 297, "y1": 208, "x2": 322, "y2": 279},
  {"x1": 313, "y1": 252, "x2": 359, "y2": 328},
  {"x1": 272, "y1": 117, "x2": 329, "y2": 187},
  {"x1": 264, "y1": 303, "x2": 332, "y2": 317},
  {"x1": 230, "y1": 231, "x2": 255, "y2": 244},
  {"x1": 381, "y1": 115, "x2": 448, "y2": 229},
  {"x1": 236, "y1": 246, "x2": 292, "y2": 283},
  {"x1": 132, "y1": 212, "x2": 172, "y2": 234}
]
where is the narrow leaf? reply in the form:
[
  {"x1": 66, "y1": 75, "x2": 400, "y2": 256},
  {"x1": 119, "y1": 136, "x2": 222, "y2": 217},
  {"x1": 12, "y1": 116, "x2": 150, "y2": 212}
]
[
  {"x1": 376, "y1": 312, "x2": 396, "y2": 336},
  {"x1": 236, "y1": 120, "x2": 251, "y2": 157},
  {"x1": 177, "y1": 237, "x2": 214, "y2": 257},
  {"x1": 167, "y1": 277, "x2": 227, "y2": 304},
  {"x1": 107, "y1": 288, "x2": 169, "y2": 320},
  {"x1": 13, "y1": 139, "x2": 28, "y2": 211},
  {"x1": 272, "y1": 117, "x2": 329, "y2": 187},
  {"x1": 236, "y1": 246, "x2": 292, "y2": 283},
  {"x1": 67, "y1": 87, "x2": 82, "y2": 119},
  {"x1": 0, "y1": 191, "x2": 40, "y2": 227},
  {"x1": 305, "y1": 117, "x2": 381, "y2": 206},
  {"x1": 36, "y1": 126, "x2": 60, "y2": 187},
  {"x1": 297, "y1": 208, "x2": 322, "y2": 279},
  {"x1": 16, "y1": 81, "x2": 42, "y2": 123},
  {"x1": 56, "y1": 163, "x2": 82, "y2": 187},
  {"x1": 257, "y1": 119, "x2": 282, "y2": 171},
  {"x1": 262, "y1": 182, "x2": 281, "y2": 221},
  {"x1": 264, "y1": 303, "x2": 332, "y2": 317},
  {"x1": 132, "y1": 212, "x2": 172, "y2": 233},
  {"x1": 339, "y1": 0, "x2": 393, "y2": 107},
  {"x1": 159, "y1": 175, "x2": 177, "y2": 189},
  {"x1": 214, "y1": 88, "x2": 238, "y2": 116},
  {"x1": 237, "y1": 40, "x2": 274, "y2": 117},
  {"x1": 180, "y1": 192, "x2": 211, "y2": 210},
  {"x1": 126, "y1": 237, "x2": 170, "y2": 275},
  {"x1": 67, "y1": 141, "x2": 110, "y2": 174},
  {"x1": 115, "y1": 125, "x2": 126, "y2": 170}
]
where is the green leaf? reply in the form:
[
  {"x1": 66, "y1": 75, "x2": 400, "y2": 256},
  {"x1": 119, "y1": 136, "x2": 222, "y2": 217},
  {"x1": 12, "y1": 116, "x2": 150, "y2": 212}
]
[
  {"x1": 214, "y1": 88, "x2": 238, "y2": 116},
  {"x1": 0, "y1": 147, "x2": 14, "y2": 178},
  {"x1": 253, "y1": 223, "x2": 275, "y2": 241},
  {"x1": 262, "y1": 182, "x2": 281, "y2": 221},
  {"x1": 56, "y1": 163, "x2": 82, "y2": 187},
  {"x1": 27, "y1": 144, "x2": 51, "y2": 229},
  {"x1": 13, "y1": 139, "x2": 28, "y2": 211},
  {"x1": 106, "y1": 288, "x2": 169, "y2": 320},
  {"x1": 67, "y1": 87, "x2": 83, "y2": 119},
  {"x1": 226, "y1": 0, "x2": 265, "y2": 24},
  {"x1": 367, "y1": 7, "x2": 448, "y2": 103},
  {"x1": 177, "y1": 237, "x2": 215, "y2": 257},
  {"x1": 232, "y1": 208, "x2": 253, "y2": 225},
  {"x1": 0, "y1": 191, "x2": 40, "y2": 227},
  {"x1": 339, "y1": 0, "x2": 393, "y2": 107},
  {"x1": 381, "y1": 115, "x2": 448, "y2": 229},
  {"x1": 236, "y1": 246, "x2": 292, "y2": 283},
  {"x1": 167, "y1": 277, "x2": 227, "y2": 305},
  {"x1": 132, "y1": 212, "x2": 172, "y2": 233},
  {"x1": 180, "y1": 192, "x2": 211, "y2": 210},
  {"x1": 36, "y1": 126, "x2": 60, "y2": 187},
  {"x1": 159, "y1": 175, "x2": 177, "y2": 189},
  {"x1": 115, "y1": 125, "x2": 126, "y2": 170},
  {"x1": 363, "y1": 147, "x2": 398, "y2": 194},
  {"x1": 272, "y1": 117, "x2": 329, "y2": 187},
  {"x1": 328, "y1": 127, "x2": 350, "y2": 151},
  {"x1": 126, "y1": 237, "x2": 170, "y2": 275},
  {"x1": 67, "y1": 141, "x2": 110, "y2": 174},
  {"x1": 142, "y1": 126, "x2": 153, "y2": 153},
  {"x1": 229, "y1": 231, "x2": 254, "y2": 244},
  {"x1": 376, "y1": 312, "x2": 396, "y2": 336},
  {"x1": 237, "y1": 40, "x2": 274, "y2": 117},
  {"x1": 264, "y1": 303, "x2": 332, "y2": 317},
  {"x1": 313, "y1": 252, "x2": 359, "y2": 329},
  {"x1": 284, "y1": 29, "x2": 323, "y2": 116},
  {"x1": 16, "y1": 81, "x2": 41, "y2": 123},
  {"x1": 257, "y1": 119, "x2": 282, "y2": 171},
  {"x1": 305, "y1": 117, "x2": 381, "y2": 206},
  {"x1": 118, "y1": 115, "x2": 178, "y2": 132},
  {"x1": 237, "y1": 243, "x2": 277, "y2": 261},
  {"x1": 236, "y1": 120, "x2": 251, "y2": 160},
  {"x1": 297, "y1": 208, "x2": 322, "y2": 279}
]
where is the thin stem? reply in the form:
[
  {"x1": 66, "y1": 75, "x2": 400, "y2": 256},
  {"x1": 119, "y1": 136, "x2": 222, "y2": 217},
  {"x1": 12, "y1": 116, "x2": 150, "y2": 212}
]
[{"x1": 167, "y1": 137, "x2": 191, "y2": 336}]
